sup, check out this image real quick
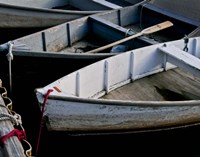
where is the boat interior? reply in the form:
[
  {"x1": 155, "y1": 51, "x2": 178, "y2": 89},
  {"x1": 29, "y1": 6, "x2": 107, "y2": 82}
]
[
  {"x1": 38, "y1": 37, "x2": 200, "y2": 102},
  {"x1": 13, "y1": 2, "x2": 199, "y2": 55}
]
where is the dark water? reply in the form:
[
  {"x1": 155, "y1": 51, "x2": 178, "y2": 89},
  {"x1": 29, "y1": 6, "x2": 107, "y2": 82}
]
[{"x1": 0, "y1": 28, "x2": 47, "y2": 44}]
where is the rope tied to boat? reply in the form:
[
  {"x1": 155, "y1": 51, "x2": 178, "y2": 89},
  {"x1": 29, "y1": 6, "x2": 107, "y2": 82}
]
[
  {"x1": 0, "y1": 107, "x2": 20, "y2": 125},
  {"x1": 0, "y1": 129, "x2": 26, "y2": 143},
  {"x1": 7, "y1": 41, "x2": 14, "y2": 95},
  {"x1": 0, "y1": 128, "x2": 33, "y2": 157},
  {"x1": 36, "y1": 89, "x2": 53, "y2": 156},
  {"x1": 183, "y1": 35, "x2": 189, "y2": 52},
  {"x1": 7, "y1": 41, "x2": 14, "y2": 60},
  {"x1": 0, "y1": 112, "x2": 33, "y2": 156},
  {"x1": 0, "y1": 86, "x2": 33, "y2": 157},
  {"x1": 0, "y1": 86, "x2": 12, "y2": 110},
  {"x1": 125, "y1": 28, "x2": 134, "y2": 37}
]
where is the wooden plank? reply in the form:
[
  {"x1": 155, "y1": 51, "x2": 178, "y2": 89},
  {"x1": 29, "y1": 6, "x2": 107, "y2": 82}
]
[
  {"x1": 0, "y1": 88, "x2": 26, "y2": 157},
  {"x1": 102, "y1": 68, "x2": 200, "y2": 101},
  {"x1": 159, "y1": 45, "x2": 200, "y2": 77}
]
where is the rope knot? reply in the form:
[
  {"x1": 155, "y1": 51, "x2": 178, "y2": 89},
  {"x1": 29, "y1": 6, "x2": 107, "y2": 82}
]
[
  {"x1": 6, "y1": 41, "x2": 14, "y2": 61},
  {"x1": 0, "y1": 129, "x2": 26, "y2": 143}
]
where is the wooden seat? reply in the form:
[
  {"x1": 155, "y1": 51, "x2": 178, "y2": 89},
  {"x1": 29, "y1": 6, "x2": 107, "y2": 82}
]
[{"x1": 159, "y1": 44, "x2": 200, "y2": 77}]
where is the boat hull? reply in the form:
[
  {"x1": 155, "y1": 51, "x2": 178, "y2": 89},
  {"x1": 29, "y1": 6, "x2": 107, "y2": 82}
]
[
  {"x1": 6, "y1": 2, "x2": 198, "y2": 61},
  {"x1": 37, "y1": 94, "x2": 200, "y2": 133},
  {"x1": 0, "y1": 0, "x2": 145, "y2": 28},
  {"x1": 0, "y1": 3, "x2": 100, "y2": 28},
  {"x1": 35, "y1": 37, "x2": 200, "y2": 134}
]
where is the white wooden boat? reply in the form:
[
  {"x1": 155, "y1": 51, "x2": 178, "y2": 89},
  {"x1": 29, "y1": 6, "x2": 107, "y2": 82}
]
[
  {"x1": 1, "y1": 1, "x2": 198, "y2": 60},
  {"x1": 0, "y1": 0, "x2": 144, "y2": 28},
  {"x1": 35, "y1": 36, "x2": 200, "y2": 134}
]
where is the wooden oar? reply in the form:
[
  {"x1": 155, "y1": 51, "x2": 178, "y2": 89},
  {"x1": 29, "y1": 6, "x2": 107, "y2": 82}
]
[{"x1": 85, "y1": 21, "x2": 173, "y2": 54}]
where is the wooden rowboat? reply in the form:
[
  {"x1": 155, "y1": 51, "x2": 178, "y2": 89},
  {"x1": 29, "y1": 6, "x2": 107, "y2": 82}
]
[
  {"x1": 1, "y1": 1, "x2": 198, "y2": 60},
  {"x1": 0, "y1": 0, "x2": 145, "y2": 28},
  {"x1": 0, "y1": 1, "x2": 199, "y2": 95},
  {"x1": 35, "y1": 36, "x2": 200, "y2": 134}
]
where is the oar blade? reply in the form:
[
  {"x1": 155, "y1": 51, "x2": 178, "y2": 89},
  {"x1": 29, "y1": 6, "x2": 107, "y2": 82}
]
[{"x1": 142, "y1": 21, "x2": 173, "y2": 35}]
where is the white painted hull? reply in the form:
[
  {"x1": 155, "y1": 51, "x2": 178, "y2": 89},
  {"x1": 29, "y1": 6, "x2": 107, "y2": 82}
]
[{"x1": 35, "y1": 37, "x2": 200, "y2": 133}]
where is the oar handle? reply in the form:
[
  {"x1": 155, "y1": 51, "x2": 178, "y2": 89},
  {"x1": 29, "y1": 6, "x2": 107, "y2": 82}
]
[{"x1": 85, "y1": 21, "x2": 173, "y2": 54}]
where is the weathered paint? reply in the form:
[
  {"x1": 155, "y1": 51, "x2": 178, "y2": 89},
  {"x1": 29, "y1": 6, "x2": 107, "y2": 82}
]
[
  {"x1": 5, "y1": 1, "x2": 198, "y2": 60},
  {"x1": 35, "y1": 37, "x2": 200, "y2": 133}
]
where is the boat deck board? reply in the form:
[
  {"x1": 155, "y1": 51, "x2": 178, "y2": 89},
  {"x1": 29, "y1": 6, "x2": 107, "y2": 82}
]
[
  {"x1": 102, "y1": 68, "x2": 200, "y2": 101},
  {"x1": 60, "y1": 37, "x2": 108, "y2": 53}
]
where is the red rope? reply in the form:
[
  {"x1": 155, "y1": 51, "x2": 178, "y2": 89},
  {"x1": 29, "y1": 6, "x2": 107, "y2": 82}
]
[
  {"x1": 0, "y1": 129, "x2": 26, "y2": 143},
  {"x1": 36, "y1": 89, "x2": 53, "y2": 156}
]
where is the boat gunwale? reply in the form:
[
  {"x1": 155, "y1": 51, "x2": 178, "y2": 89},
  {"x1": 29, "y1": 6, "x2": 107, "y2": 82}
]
[
  {"x1": 42, "y1": 93, "x2": 200, "y2": 107},
  {"x1": 12, "y1": 50, "x2": 117, "y2": 59},
  {"x1": 0, "y1": 2, "x2": 103, "y2": 14}
]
